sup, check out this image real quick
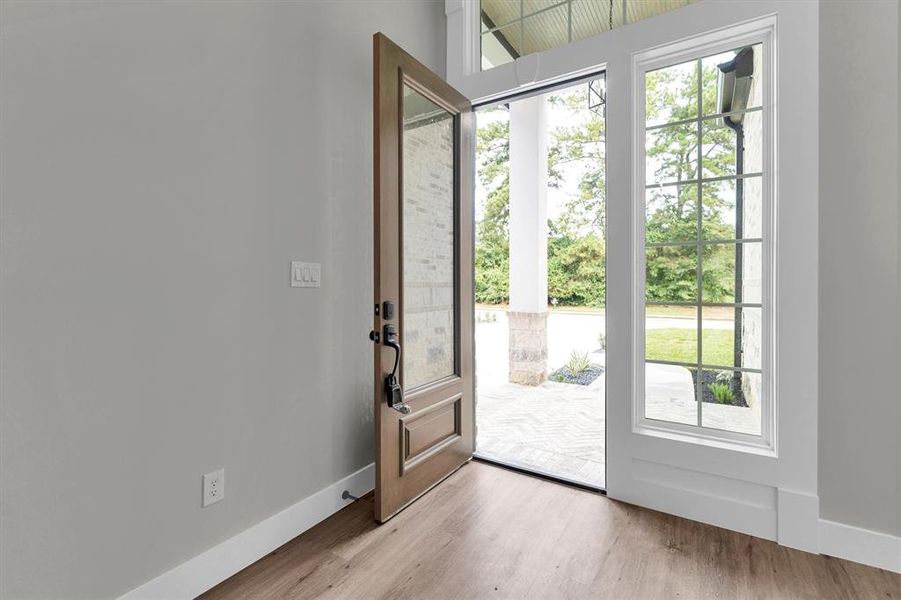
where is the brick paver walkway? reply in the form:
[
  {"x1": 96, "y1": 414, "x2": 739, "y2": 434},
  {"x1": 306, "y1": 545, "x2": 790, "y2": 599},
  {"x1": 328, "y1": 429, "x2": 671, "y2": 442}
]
[{"x1": 476, "y1": 378, "x2": 606, "y2": 489}]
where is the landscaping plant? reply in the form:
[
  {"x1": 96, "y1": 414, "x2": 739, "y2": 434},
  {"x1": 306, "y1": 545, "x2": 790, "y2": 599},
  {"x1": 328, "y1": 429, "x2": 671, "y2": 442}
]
[
  {"x1": 566, "y1": 350, "x2": 591, "y2": 375},
  {"x1": 708, "y1": 382, "x2": 735, "y2": 404}
]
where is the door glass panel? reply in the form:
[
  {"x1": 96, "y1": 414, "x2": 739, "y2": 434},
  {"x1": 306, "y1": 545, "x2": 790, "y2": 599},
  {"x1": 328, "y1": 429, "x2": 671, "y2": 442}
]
[{"x1": 402, "y1": 83, "x2": 457, "y2": 390}]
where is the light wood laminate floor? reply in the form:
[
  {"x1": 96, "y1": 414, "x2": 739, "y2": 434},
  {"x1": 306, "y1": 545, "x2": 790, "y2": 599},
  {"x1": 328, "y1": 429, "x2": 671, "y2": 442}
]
[{"x1": 203, "y1": 461, "x2": 901, "y2": 599}]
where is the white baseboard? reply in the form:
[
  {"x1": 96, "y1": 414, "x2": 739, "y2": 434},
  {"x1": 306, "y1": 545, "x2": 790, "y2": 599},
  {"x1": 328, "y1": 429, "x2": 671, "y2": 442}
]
[
  {"x1": 819, "y1": 519, "x2": 901, "y2": 574},
  {"x1": 118, "y1": 461, "x2": 899, "y2": 597},
  {"x1": 120, "y1": 463, "x2": 375, "y2": 599},
  {"x1": 777, "y1": 488, "x2": 819, "y2": 553}
]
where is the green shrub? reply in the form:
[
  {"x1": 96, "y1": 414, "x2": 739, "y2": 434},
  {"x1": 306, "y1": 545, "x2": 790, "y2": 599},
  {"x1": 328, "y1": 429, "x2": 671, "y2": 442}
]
[{"x1": 597, "y1": 332, "x2": 606, "y2": 351}]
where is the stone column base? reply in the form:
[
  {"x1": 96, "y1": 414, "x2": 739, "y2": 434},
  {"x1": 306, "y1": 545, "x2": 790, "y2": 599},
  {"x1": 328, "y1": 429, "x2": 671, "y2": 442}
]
[{"x1": 508, "y1": 311, "x2": 548, "y2": 386}]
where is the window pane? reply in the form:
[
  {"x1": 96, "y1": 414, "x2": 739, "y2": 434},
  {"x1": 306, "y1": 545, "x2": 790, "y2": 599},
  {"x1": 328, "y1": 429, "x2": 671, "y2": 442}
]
[
  {"x1": 646, "y1": 312, "x2": 697, "y2": 364},
  {"x1": 402, "y1": 84, "x2": 457, "y2": 390},
  {"x1": 645, "y1": 362, "x2": 697, "y2": 426},
  {"x1": 645, "y1": 60, "x2": 698, "y2": 127},
  {"x1": 742, "y1": 110, "x2": 764, "y2": 173},
  {"x1": 699, "y1": 369, "x2": 762, "y2": 435},
  {"x1": 481, "y1": 22, "x2": 520, "y2": 69},
  {"x1": 646, "y1": 246, "x2": 698, "y2": 303},
  {"x1": 646, "y1": 123, "x2": 698, "y2": 185},
  {"x1": 741, "y1": 176, "x2": 763, "y2": 239},
  {"x1": 482, "y1": 0, "x2": 521, "y2": 30},
  {"x1": 521, "y1": 4, "x2": 569, "y2": 56},
  {"x1": 700, "y1": 242, "x2": 734, "y2": 302},
  {"x1": 701, "y1": 307, "x2": 735, "y2": 367},
  {"x1": 701, "y1": 307, "x2": 762, "y2": 370},
  {"x1": 702, "y1": 178, "x2": 763, "y2": 240},
  {"x1": 740, "y1": 242, "x2": 763, "y2": 304},
  {"x1": 524, "y1": 0, "x2": 564, "y2": 16},
  {"x1": 701, "y1": 242, "x2": 761, "y2": 303},
  {"x1": 739, "y1": 307, "x2": 762, "y2": 370},
  {"x1": 702, "y1": 44, "x2": 763, "y2": 117},
  {"x1": 701, "y1": 118, "x2": 736, "y2": 179},
  {"x1": 570, "y1": 0, "x2": 621, "y2": 41},
  {"x1": 646, "y1": 184, "x2": 697, "y2": 243},
  {"x1": 701, "y1": 179, "x2": 736, "y2": 239}
]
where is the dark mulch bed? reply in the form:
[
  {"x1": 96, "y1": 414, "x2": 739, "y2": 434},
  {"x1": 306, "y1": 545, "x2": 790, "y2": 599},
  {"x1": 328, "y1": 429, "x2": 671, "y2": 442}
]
[
  {"x1": 690, "y1": 369, "x2": 748, "y2": 407},
  {"x1": 549, "y1": 365, "x2": 604, "y2": 386}
]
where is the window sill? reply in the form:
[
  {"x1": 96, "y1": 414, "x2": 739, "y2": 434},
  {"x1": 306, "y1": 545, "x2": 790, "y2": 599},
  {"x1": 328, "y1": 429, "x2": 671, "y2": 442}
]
[{"x1": 634, "y1": 419, "x2": 777, "y2": 457}]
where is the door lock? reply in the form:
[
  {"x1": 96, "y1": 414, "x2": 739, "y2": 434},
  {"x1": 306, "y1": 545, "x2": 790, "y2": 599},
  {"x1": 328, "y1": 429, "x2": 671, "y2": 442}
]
[{"x1": 382, "y1": 324, "x2": 411, "y2": 415}]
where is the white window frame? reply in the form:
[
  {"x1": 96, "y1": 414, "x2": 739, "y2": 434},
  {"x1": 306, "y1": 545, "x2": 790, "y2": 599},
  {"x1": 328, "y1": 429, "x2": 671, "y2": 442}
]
[
  {"x1": 448, "y1": 0, "x2": 820, "y2": 551},
  {"x1": 632, "y1": 19, "x2": 776, "y2": 452}
]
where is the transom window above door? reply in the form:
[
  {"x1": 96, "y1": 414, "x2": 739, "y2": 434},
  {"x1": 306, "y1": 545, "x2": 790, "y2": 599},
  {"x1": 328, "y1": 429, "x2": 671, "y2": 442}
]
[
  {"x1": 636, "y1": 37, "x2": 773, "y2": 448},
  {"x1": 480, "y1": 0, "x2": 698, "y2": 70}
]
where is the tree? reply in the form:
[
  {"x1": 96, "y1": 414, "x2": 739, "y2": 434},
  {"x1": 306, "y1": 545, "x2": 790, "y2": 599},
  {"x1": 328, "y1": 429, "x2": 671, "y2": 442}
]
[
  {"x1": 644, "y1": 59, "x2": 737, "y2": 303},
  {"x1": 473, "y1": 57, "x2": 739, "y2": 307},
  {"x1": 475, "y1": 109, "x2": 510, "y2": 305},
  {"x1": 546, "y1": 86, "x2": 607, "y2": 307}
]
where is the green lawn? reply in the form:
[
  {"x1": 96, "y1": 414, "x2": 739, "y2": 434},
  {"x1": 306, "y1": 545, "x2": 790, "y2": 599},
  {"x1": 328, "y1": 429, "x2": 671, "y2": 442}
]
[{"x1": 646, "y1": 328, "x2": 734, "y2": 367}]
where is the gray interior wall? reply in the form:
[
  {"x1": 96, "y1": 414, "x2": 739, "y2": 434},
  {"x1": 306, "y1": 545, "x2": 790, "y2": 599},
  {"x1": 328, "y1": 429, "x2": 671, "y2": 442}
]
[
  {"x1": 819, "y1": 0, "x2": 901, "y2": 538},
  {"x1": 0, "y1": 1, "x2": 446, "y2": 597}
]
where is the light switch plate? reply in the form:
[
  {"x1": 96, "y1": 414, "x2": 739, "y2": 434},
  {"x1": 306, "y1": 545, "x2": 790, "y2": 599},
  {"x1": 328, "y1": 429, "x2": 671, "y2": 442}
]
[{"x1": 291, "y1": 261, "x2": 321, "y2": 288}]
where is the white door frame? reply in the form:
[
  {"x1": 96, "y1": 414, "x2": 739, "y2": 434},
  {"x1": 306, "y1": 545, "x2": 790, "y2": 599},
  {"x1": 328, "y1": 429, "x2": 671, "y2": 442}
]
[{"x1": 446, "y1": 0, "x2": 819, "y2": 552}]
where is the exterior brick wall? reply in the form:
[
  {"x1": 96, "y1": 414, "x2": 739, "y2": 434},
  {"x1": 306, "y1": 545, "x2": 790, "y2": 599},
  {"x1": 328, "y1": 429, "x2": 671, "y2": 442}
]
[{"x1": 402, "y1": 114, "x2": 456, "y2": 390}]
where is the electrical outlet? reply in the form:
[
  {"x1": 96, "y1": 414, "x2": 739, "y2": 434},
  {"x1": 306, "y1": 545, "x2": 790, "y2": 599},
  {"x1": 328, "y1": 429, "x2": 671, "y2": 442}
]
[{"x1": 202, "y1": 469, "x2": 225, "y2": 507}]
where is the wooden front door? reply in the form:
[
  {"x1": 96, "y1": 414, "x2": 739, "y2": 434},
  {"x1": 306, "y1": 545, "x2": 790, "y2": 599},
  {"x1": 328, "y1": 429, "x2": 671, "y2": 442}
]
[{"x1": 372, "y1": 33, "x2": 474, "y2": 522}]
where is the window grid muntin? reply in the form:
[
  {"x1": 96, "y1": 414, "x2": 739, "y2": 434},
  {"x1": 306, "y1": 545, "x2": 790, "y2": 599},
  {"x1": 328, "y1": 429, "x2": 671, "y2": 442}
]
[
  {"x1": 646, "y1": 238, "x2": 761, "y2": 247},
  {"x1": 647, "y1": 301, "x2": 762, "y2": 308},
  {"x1": 647, "y1": 172, "x2": 763, "y2": 190},
  {"x1": 645, "y1": 359, "x2": 761, "y2": 374},
  {"x1": 644, "y1": 50, "x2": 764, "y2": 432},
  {"x1": 481, "y1": 1, "x2": 570, "y2": 46},
  {"x1": 645, "y1": 105, "x2": 762, "y2": 132}
]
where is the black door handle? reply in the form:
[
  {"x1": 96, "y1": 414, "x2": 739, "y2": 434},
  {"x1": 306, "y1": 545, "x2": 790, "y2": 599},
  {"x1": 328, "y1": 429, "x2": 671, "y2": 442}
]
[{"x1": 383, "y1": 324, "x2": 410, "y2": 414}]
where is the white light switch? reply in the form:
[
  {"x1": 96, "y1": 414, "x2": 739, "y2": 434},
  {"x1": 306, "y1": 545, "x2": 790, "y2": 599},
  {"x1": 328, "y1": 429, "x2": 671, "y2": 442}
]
[{"x1": 291, "y1": 262, "x2": 321, "y2": 288}]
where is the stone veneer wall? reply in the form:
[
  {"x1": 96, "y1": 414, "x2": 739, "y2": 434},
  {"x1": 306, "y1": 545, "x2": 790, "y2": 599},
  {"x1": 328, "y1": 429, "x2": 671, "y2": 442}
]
[
  {"x1": 508, "y1": 311, "x2": 548, "y2": 385},
  {"x1": 402, "y1": 114, "x2": 456, "y2": 390},
  {"x1": 740, "y1": 45, "x2": 764, "y2": 413}
]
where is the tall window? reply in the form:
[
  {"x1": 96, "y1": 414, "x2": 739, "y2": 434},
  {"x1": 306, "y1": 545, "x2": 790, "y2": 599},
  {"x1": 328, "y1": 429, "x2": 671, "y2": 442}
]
[
  {"x1": 640, "y1": 42, "x2": 768, "y2": 440},
  {"x1": 480, "y1": 0, "x2": 697, "y2": 70}
]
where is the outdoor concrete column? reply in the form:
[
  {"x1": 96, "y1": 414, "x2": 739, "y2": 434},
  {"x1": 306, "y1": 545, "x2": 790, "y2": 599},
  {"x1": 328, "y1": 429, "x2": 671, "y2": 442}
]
[{"x1": 508, "y1": 95, "x2": 548, "y2": 386}]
